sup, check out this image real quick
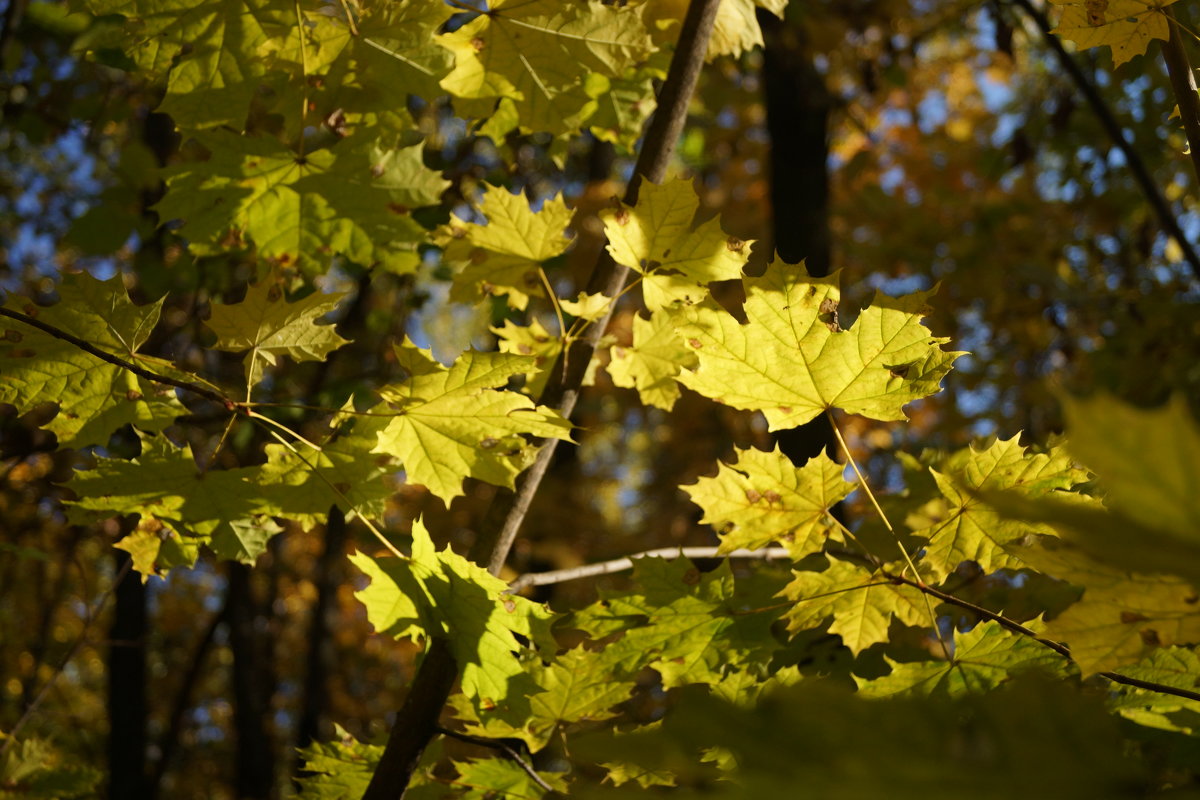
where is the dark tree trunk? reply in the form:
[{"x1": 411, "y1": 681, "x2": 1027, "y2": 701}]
[
  {"x1": 296, "y1": 507, "x2": 348, "y2": 751},
  {"x1": 227, "y1": 563, "x2": 276, "y2": 799},
  {"x1": 108, "y1": 549, "x2": 149, "y2": 800},
  {"x1": 758, "y1": 7, "x2": 838, "y2": 465}
]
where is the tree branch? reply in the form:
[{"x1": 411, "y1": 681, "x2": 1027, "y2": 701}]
[
  {"x1": 1159, "y1": 7, "x2": 1200, "y2": 188},
  {"x1": 885, "y1": 569, "x2": 1200, "y2": 703},
  {"x1": 433, "y1": 726, "x2": 553, "y2": 793},
  {"x1": 507, "y1": 546, "x2": 794, "y2": 593},
  {"x1": 0, "y1": 306, "x2": 235, "y2": 408},
  {"x1": 362, "y1": 2, "x2": 724, "y2": 796},
  {"x1": 1009, "y1": 0, "x2": 1200, "y2": 281}
]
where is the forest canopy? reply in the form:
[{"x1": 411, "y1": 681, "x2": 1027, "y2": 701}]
[{"x1": 2, "y1": 0, "x2": 1200, "y2": 797}]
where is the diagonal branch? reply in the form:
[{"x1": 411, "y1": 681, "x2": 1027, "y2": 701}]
[
  {"x1": 0, "y1": 306, "x2": 235, "y2": 408},
  {"x1": 362, "y1": 2, "x2": 725, "y2": 797},
  {"x1": 1009, "y1": 0, "x2": 1200, "y2": 281}
]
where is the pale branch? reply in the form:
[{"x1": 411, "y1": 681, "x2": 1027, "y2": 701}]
[
  {"x1": 362, "y1": 3, "x2": 724, "y2": 796},
  {"x1": 1009, "y1": 0, "x2": 1200, "y2": 281},
  {"x1": 433, "y1": 726, "x2": 554, "y2": 793},
  {"x1": 1160, "y1": 7, "x2": 1200, "y2": 188},
  {"x1": 0, "y1": 305, "x2": 235, "y2": 409},
  {"x1": 507, "y1": 547, "x2": 794, "y2": 593}
]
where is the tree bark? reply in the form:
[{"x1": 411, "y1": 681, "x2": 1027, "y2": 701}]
[
  {"x1": 227, "y1": 563, "x2": 276, "y2": 799},
  {"x1": 108, "y1": 549, "x2": 149, "y2": 800}
]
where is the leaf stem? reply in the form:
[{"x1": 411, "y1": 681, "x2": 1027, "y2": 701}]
[
  {"x1": 433, "y1": 726, "x2": 553, "y2": 793},
  {"x1": 826, "y1": 412, "x2": 949, "y2": 656},
  {"x1": 249, "y1": 417, "x2": 404, "y2": 559}
]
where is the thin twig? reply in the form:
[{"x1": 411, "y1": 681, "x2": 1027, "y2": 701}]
[
  {"x1": 0, "y1": 306, "x2": 235, "y2": 408},
  {"x1": 507, "y1": 546, "x2": 795, "y2": 592},
  {"x1": 1009, "y1": 0, "x2": 1200, "y2": 281},
  {"x1": 434, "y1": 726, "x2": 554, "y2": 793}
]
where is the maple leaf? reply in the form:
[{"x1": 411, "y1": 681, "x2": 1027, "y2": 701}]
[
  {"x1": 80, "y1": 0, "x2": 284, "y2": 129},
  {"x1": 349, "y1": 518, "x2": 557, "y2": 719},
  {"x1": 677, "y1": 263, "x2": 962, "y2": 430},
  {"x1": 643, "y1": 0, "x2": 788, "y2": 60},
  {"x1": 438, "y1": 0, "x2": 654, "y2": 134},
  {"x1": 1049, "y1": 0, "x2": 1179, "y2": 68},
  {"x1": 370, "y1": 340, "x2": 572, "y2": 502},
  {"x1": 985, "y1": 394, "x2": 1200, "y2": 583},
  {"x1": 1107, "y1": 647, "x2": 1200, "y2": 733},
  {"x1": 606, "y1": 308, "x2": 696, "y2": 411},
  {"x1": 570, "y1": 558, "x2": 786, "y2": 687},
  {"x1": 855, "y1": 620, "x2": 1068, "y2": 698},
  {"x1": 491, "y1": 318, "x2": 562, "y2": 398},
  {"x1": 67, "y1": 435, "x2": 275, "y2": 569},
  {"x1": 206, "y1": 280, "x2": 350, "y2": 387},
  {"x1": 602, "y1": 178, "x2": 750, "y2": 311},
  {"x1": 157, "y1": 131, "x2": 444, "y2": 271},
  {"x1": 1017, "y1": 538, "x2": 1200, "y2": 674},
  {"x1": 440, "y1": 185, "x2": 573, "y2": 310},
  {"x1": 0, "y1": 272, "x2": 184, "y2": 448},
  {"x1": 780, "y1": 555, "x2": 927, "y2": 654},
  {"x1": 683, "y1": 446, "x2": 852, "y2": 559},
  {"x1": 587, "y1": 71, "x2": 657, "y2": 149},
  {"x1": 452, "y1": 647, "x2": 637, "y2": 752},
  {"x1": 451, "y1": 757, "x2": 568, "y2": 798},
  {"x1": 911, "y1": 436, "x2": 1090, "y2": 582}
]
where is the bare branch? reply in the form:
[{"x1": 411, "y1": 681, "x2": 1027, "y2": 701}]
[{"x1": 508, "y1": 546, "x2": 794, "y2": 593}]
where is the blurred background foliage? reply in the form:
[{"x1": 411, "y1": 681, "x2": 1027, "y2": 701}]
[{"x1": 1, "y1": 0, "x2": 1199, "y2": 796}]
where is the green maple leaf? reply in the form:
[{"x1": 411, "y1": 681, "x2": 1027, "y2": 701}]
[
  {"x1": 683, "y1": 446, "x2": 852, "y2": 559},
  {"x1": 0, "y1": 272, "x2": 184, "y2": 448},
  {"x1": 587, "y1": 71, "x2": 657, "y2": 150},
  {"x1": 1017, "y1": 538, "x2": 1200, "y2": 675},
  {"x1": 252, "y1": 420, "x2": 396, "y2": 529},
  {"x1": 602, "y1": 178, "x2": 750, "y2": 311},
  {"x1": 491, "y1": 318, "x2": 562, "y2": 398},
  {"x1": 438, "y1": 0, "x2": 653, "y2": 134},
  {"x1": 1063, "y1": 393, "x2": 1200, "y2": 544},
  {"x1": 780, "y1": 555, "x2": 927, "y2": 654},
  {"x1": 570, "y1": 558, "x2": 785, "y2": 688},
  {"x1": 440, "y1": 185, "x2": 573, "y2": 310},
  {"x1": 645, "y1": 0, "x2": 787, "y2": 60},
  {"x1": 606, "y1": 309, "x2": 696, "y2": 411},
  {"x1": 350, "y1": 518, "x2": 556, "y2": 718},
  {"x1": 296, "y1": 726, "x2": 383, "y2": 800},
  {"x1": 157, "y1": 131, "x2": 444, "y2": 271},
  {"x1": 67, "y1": 435, "x2": 275, "y2": 568},
  {"x1": 206, "y1": 280, "x2": 350, "y2": 387},
  {"x1": 370, "y1": 340, "x2": 572, "y2": 503},
  {"x1": 912, "y1": 436, "x2": 1090, "y2": 582},
  {"x1": 1108, "y1": 647, "x2": 1200, "y2": 733},
  {"x1": 856, "y1": 620, "x2": 1068, "y2": 698},
  {"x1": 80, "y1": 0, "x2": 287, "y2": 129},
  {"x1": 453, "y1": 647, "x2": 637, "y2": 752},
  {"x1": 677, "y1": 263, "x2": 962, "y2": 430},
  {"x1": 1049, "y1": 0, "x2": 1179, "y2": 68},
  {"x1": 452, "y1": 757, "x2": 567, "y2": 799},
  {"x1": 985, "y1": 395, "x2": 1200, "y2": 583}
]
